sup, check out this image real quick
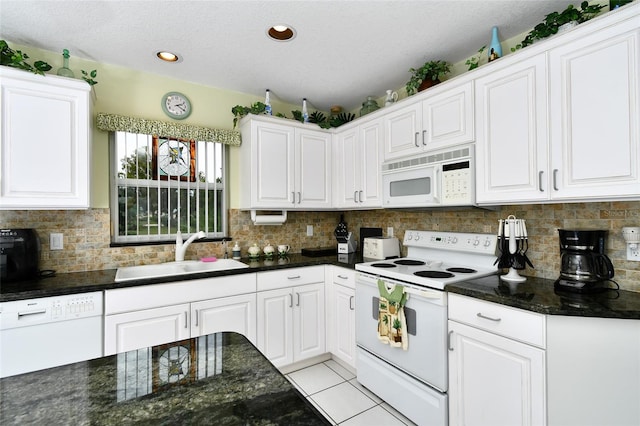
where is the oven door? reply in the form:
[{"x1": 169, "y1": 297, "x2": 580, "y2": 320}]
[
  {"x1": 382, "y1": 164, "x2": 440, "y2": 208},
  {"x1": 355, "y1": 272, "x2": 448, "y2": 391}
]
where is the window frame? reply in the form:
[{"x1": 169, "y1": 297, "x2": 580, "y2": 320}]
[{"x1": 108, "y1": 131, "x2": 229, "y2": 245}]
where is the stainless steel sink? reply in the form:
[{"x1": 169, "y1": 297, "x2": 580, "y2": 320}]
[{"x1": 115, "y1": 259, "x2": 249, "y2": 282}]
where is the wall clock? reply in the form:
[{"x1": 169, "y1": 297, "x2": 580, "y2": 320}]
[
  {"x1": 152, "y1": 339, "x2": 196, "y2": 391},
  {"x1": 161, "y1": 91, "x2": 192, "y2": 120},
  {"x1": 152, "y1": 135, "x2": 196, "y2": 182}
]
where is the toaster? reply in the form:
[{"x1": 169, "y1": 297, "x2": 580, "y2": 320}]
[{"x1": 363, "y1": 237, "x2": 400, "y2": 260}]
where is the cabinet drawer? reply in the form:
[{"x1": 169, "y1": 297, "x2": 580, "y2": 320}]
[
  {"x1": 448, "y1": 294, "x2": 546, "y2": 348},
  {"x1": 257, "y1": 266, "x2": 324, "y2": 291},
  {"x1": 332, "y1": 267, "x2": 355, "y2": 289}
]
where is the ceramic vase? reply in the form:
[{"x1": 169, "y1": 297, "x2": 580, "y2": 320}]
[{"x1": 488, "y1": 26, "x2": 502, "y2": 62}]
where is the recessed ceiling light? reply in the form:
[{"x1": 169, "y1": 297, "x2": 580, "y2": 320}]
[
  {"x1": 156, "y1": 51, "x2": 180, "y2": 62},
  {"x1": 267, "y1": 24, "x2": 296, "y2": 41}
]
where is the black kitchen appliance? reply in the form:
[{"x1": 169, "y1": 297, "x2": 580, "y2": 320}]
[
  {"x1": 0, "y1": 229, "x2": 41, "y2": 282},
  {"x1": 555, "y1": 229, "x2": 614, "y2": 293}
]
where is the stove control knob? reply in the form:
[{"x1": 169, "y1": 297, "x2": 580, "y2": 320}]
[
  {"x1": 414, "y1": 233, "x2": 420, "y2": 241},
  {"x1": 406, "y1": 233, "x2": 413, "y2": 241},
  {"x1": 484, "y1": 239, "x2": 492, "y2": 247},
  {"x1": 473, "y1": 238, "x2": 480, "y2": 246},
  {"x1": 451, "y1": 237, "x2": 458, "y2": 244}
]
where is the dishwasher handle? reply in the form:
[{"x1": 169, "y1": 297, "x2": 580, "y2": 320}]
[{"x1": 18, "y1": 309, "x2": 47, "y2": 318}]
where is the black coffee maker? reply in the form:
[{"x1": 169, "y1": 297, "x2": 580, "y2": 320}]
[{"x1": 556, "y1": 229, "x2": 614, "y2": 293}]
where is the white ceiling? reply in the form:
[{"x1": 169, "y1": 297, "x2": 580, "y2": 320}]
[{"x1": 0, "y1": 0, "x2": 579, "y2": 111}]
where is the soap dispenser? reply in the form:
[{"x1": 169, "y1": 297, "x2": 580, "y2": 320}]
[{"x1": 232, "y1": 242, "x2": 241, "y2": 260}]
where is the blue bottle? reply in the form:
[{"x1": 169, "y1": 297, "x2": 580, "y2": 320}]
[{"x1": 488, "y1": 26, "x2": 502, "y2": 62}]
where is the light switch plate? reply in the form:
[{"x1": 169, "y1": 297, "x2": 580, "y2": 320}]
[
  {"x1": 50, "y1": 233, "x2": 63, "y2": 250},
  {"x1": 306, "y1": 225, "x2": 313, "y2": 236}
]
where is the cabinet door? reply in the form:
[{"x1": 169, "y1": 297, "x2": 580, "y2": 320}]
[
  {"x1": 191, "y1": 293, "x2": 257, "y2": 345},
  {"x1": 293, "y1": 283, "x2": 326, "y2": 362},
  {"x1": 549, "y1": 19, "x2": 640, "y2": 200},
  {"x1": 104, "y1": 304, "x2": 191, "y2": 355},
  {"x1": 251, "y1": 120, "x2": 295, "y2": 207},
  {"x1": 383, "y1": 101, "x2": 422, "y2": 160},
  {"x1": 257, "y1": 288, "x2": 293, "y2": 367},
  {"x1": 296, "y1": 128, "x2": 332, "y2": 208},
  {"x1": 448, "y1": 320, "x2": 546, "y2": 426},
  {"x1": 333, "y1": 126, "x2": 360, "y2": 208},
  {"x1": 329, "y1": 283, "x2": 356, "y2": 368},
  {"x1": 475, "y1": 54, "x2": 549, "y2": 204},
  {"x1": 423, "y1": 81, "x2": 474, "y2": 151},
  {"x1": 359, "y1": 119, "x2": 383, "y2": 207},
  {"x1": 0, "y1": 68, "x2": 90, "y2": 209}
]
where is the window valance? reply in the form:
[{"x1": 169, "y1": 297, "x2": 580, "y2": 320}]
[{"x1": 96, "y1": 113, "x2": 241, "y2": 146}]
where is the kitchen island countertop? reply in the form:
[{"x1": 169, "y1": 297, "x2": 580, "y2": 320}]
[{"x1": 0, "y1": 332, "x2": 330, "y2": 425}]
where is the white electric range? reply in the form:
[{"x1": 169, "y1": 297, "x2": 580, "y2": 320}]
[{"x1": 354, "y1": 230, "x2": 498, "y2": 425}]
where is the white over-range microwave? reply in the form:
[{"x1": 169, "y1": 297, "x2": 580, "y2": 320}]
[{"x1": 382, "y1": 145, "x2": 475, "y2": 208}]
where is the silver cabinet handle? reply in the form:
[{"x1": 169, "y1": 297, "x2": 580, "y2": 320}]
[
  {"x1": 538, "y1": 171, "x2": 544, "y2": 192},
  {"x1": 292, "y1": 192, "x2": 296, "y2": 204},
  {"x1": 288, "y1": 275, "x2": 301, "y2": 280},
  {"x1": 354, "y1": 191, "x2": 359, "y2": 203},
  {"x1": 414, "y1": 132, "x2": 420, "y2": 147},
  {"x1": 185, "y1": 311, "x2": 189, "y2": 328},
  {"x1": 553, "y1": 169, "x2": 559, "y2": 191},
  {"x1": 288, "y1": 293, "x2": 293, "y2": 308},
  {"x1": 297, "y1": 192, "x2": 301, "y2": 204},
  {"x1": 359, "y1": 190, "x2": 363, "y2": 203},
  {"x1": 194, "y1": 310, "x2": 199, "y2": 327},
  {"x1": 477, "y1": 312, "x2": 501, "y2": 322},
  {"x1": 18, "y1": 310, "x2": 47, "y2": 317},
  {"x1": 337, "y1": 275, "x2": 348, "y2": 280},
  {"x1": 349, "y1": 295, "x2": 355, "y2": 311},
  {"x1": 422, "y1": 130, "x2": 427, "y2": 146},
  {"x1": 296, "y1": 292, "x2": 300, "y2": 306},
  {"x1": 448, "y1": 330, "x2": 454, "y2": 351}
]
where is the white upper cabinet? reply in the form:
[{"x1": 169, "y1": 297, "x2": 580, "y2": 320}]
[
  {"x1": 548, "y1": 16, "x2": 640, "y2": 200},
  {"x1": 383, "y1": 81, "x2": 474, "y2": 161},
  {"x1": 476, "y1": 6, "x2": 640, "y2": 204},
  {"x1": 333, "y1": 117, "x2": 383, "y2": 208},
  {"x1": 475, "y1": 54, "x2": 549, "y2": 204},
  {"x1": 239, "y1": 115, "x2": 331, "y2": 209},
  {"x1": 0, "y1": 68, "x2": 91, "y2": 209}
]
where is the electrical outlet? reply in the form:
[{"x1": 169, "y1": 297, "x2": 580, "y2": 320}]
[
  {"x1": 387, "y1": 227, "x2": 394, "y2": 237},
  {"x1": 50, "y1": 233, "x2": 63, "y2": 250},
  {"x1": 627, "y1": 246, "x2": 640, "y2": 261},
  {"x1": 433, "y1": 223, "x2": 439, "y2": 231},
  {"x1": 306, "y1": 225, "x2": 313, "y2": 237},
  {"x1": 483, "y1": 225, "x2": 492, "y2": 233}
]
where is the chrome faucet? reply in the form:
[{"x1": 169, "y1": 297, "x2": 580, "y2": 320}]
[{"x1": 175, "y1": 231, "x2": 206, "y2": 262}]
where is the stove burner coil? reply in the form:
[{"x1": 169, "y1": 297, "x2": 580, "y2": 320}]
[
  {"x1": 394, "y1": 259, "x2": 426, "y2": 266},
  {"x1": 414, "y1": 270, "x2": 455, "y2": 279},
  {"x1": 446, "y1": 267, "x2": 477, "y2": 274},
  {"x1": 371, "y1": 263, "x2": 397, "y2": 268}
]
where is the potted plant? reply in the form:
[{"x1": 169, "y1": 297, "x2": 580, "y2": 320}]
[
  {"x1": 231, "y1": 101, "x2": 267, "y2": 128},
  {"x1": 405, "y1": 60, "x2": 451, "y2": 96},
  {"x1": 0, "y1": 40, "x2": 51, "y2": 75},
  {"x1": 512, "y1": 1, "x2": 606, "y2": 51},
  {"x1": 465, "y1": 45, "x2": 487, "y2": 71}
]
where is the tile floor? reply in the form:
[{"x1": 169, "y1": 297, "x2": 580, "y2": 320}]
[{"x1": 285, "y1": 360, "x2": 416, "y2": 425}]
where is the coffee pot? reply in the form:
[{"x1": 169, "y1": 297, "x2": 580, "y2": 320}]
[{"x1": 556, "y1": 229, "x2": 614, "y2": 293}]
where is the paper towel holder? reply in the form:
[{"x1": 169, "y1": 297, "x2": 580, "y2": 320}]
[{"x1": 250, "y1": 210, "x2": 287, "y2": 225}]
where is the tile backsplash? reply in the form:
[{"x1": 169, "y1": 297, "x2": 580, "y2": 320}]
[{"x1": 1, "y1": 201, "x2": 639, "y2": 292}]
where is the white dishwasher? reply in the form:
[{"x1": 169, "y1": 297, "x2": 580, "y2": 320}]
[{"x1": 0, "y1": 292, "x2": 103, "y2": 378}]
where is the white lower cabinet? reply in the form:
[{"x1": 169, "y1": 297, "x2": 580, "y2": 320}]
[
  {"x1": 256, "y1": 266, "x2": 325, "y2": 367},
  {"x1": 448, "y1": 294, "x2": 546, "y2": 426},
  {"x1": 104, "y1": 275, "x2": 257, "y2": 355},
  {"x1": 191, "y1": 293, "x2": 256, "y2": 342},
  {"x1": 104, "y1": 303, "x2": 191, "y2": 355},
  {"x1": 327, "y1": 266, "x2": 356, "y2": 369},
  {"x1": 257, "y1": 283, "x2": 325, "y2": 367}
]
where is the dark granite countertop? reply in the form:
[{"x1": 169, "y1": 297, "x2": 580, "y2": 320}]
[
  {"x1": 3, "y1": 253, "x2": 639, "y2": 319},
  {"x1": 446, "y1": 275, "x2": 640, "y2": 320},
  {"x1": 0, "y1": 332, "x2": 330, "y2": 425}
]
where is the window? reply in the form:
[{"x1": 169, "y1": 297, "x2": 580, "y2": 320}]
[{"x1": 110, "y1": 131, "x2": 227, "y2": 244}]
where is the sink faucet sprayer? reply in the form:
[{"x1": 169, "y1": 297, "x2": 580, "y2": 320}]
[{"x1": 175, "y1": 231, "x2": 206, "y2": 262}]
